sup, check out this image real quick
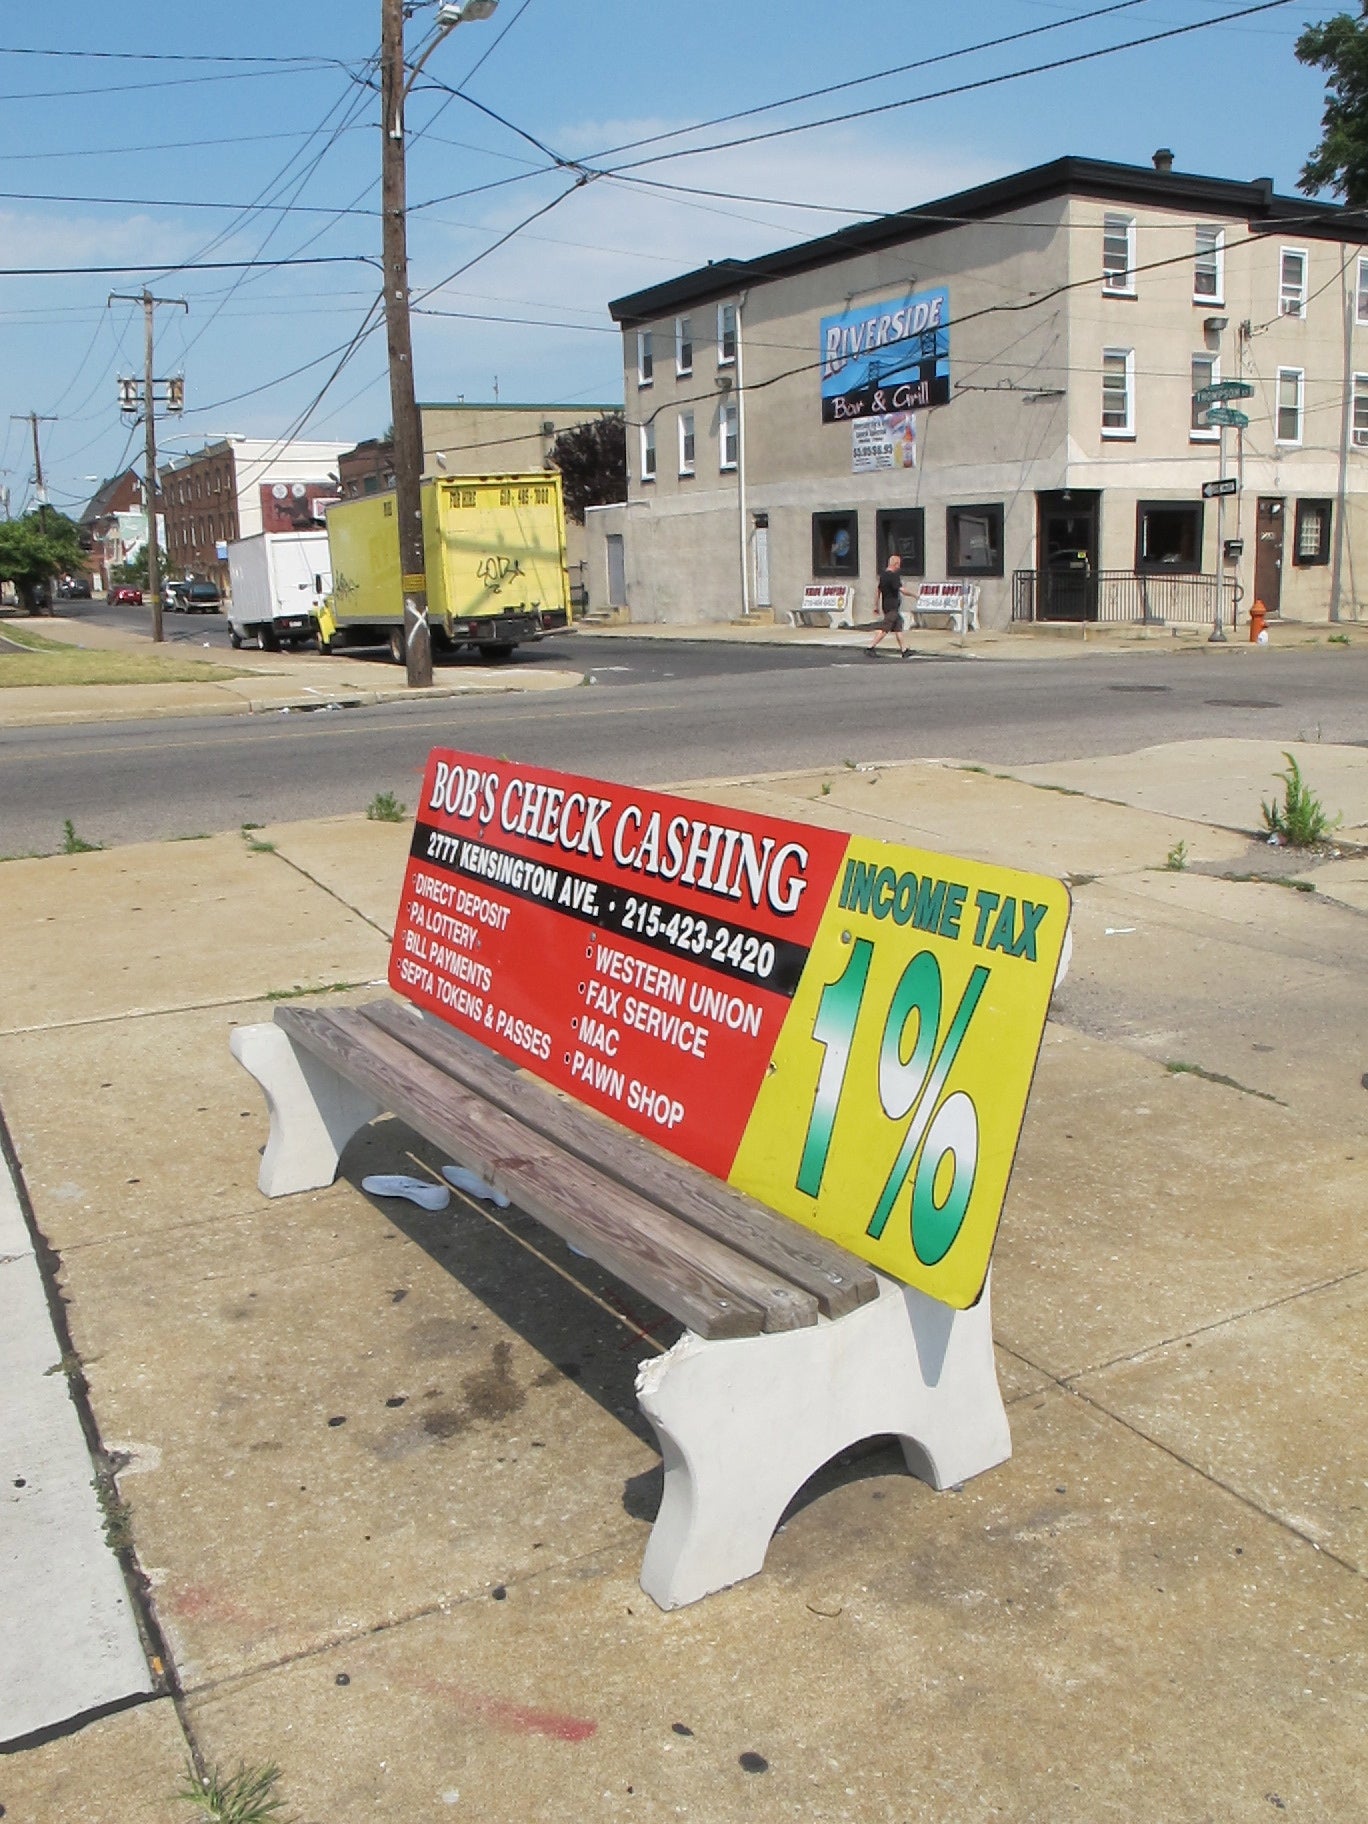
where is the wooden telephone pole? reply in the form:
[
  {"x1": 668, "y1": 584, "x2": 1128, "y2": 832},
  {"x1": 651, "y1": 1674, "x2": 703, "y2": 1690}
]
[
  {"x1": 11, "y1": 411, "x2": 55, "y2": 510},
  {"x1": 110, "y1": 289, "x2": 186, "y2": 643},
  {"x1": 381, "y1": 0, "x2": 433, "y2": 688}
]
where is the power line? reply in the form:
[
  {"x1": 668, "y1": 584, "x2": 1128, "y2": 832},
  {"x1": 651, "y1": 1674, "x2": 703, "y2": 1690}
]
[
  {"x1": 591, "y1": 0, "x2": 1154, "y2": 161},
  {"x1": 0, "y1": 255, "x2": 374, "y2": 277},
  {"x1": 0, "y1": 66, "x2": 354, "y2": 103},
  {"x1": 0, "y1": 45, "x2": 342, "y2": 65},
  {"x1": 0, "y1": 186, "x2": 379, "y2": 216},
  {"x1": 600, "y1": 1, "x2": 1299, "y2": 177}
]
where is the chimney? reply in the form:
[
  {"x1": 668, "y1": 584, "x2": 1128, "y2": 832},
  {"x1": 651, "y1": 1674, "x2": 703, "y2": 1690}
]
[{"x1": 1152, "y1": 148, "x2": 1174, "y2": 175}]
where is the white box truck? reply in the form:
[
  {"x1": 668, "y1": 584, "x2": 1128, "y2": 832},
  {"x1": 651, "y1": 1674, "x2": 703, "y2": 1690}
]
[{"x1": 226, "y1": 531, "x2": 331, "y2": 651}]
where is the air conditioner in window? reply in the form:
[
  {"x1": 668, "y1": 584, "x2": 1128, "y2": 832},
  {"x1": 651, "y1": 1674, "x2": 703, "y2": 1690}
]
[{"x1": 1355, "y1": 429, "x2": 1368, "y2": 448}]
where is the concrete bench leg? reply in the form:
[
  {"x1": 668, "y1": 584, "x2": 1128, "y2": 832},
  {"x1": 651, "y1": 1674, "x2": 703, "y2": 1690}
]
[
  {"x1": 230, "y1": 1022, "x2": 383, "y2": 1197},
  {"x1": 635, "y1": 1271, "x2": 1009, "y2": 1609}
]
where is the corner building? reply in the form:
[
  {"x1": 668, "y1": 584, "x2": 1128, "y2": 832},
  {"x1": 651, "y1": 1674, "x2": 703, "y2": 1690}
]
[{"x1": 588, "y1": 155, "x2": 1368, "y2": 629}]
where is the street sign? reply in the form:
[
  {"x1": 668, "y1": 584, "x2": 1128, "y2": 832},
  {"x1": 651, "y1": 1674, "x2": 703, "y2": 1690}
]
[
  {"x1": 1202, "y1": 477, "x2": 1239, "y2": 498},
  {"x1": 1193, "y1": 380, "x2": 1255, "y2": 406},
  {"x1": 1204, "y1": 407, "x2": 1249, "y2": 428}
]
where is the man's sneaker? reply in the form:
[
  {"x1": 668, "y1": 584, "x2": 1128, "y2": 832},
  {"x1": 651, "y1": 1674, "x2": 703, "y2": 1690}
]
[
  {"x1": 900, "y1": 648, "x2": 914, "y2": 659},
  {"x1": 865, "y1": 647, "x2": 878, "y2": 657}
]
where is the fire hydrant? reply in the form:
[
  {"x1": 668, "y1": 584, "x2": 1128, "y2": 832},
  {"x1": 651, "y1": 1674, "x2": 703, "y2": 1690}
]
[{"x1": 1249, "y1": 599, "x2": 1268, "y2": 644}]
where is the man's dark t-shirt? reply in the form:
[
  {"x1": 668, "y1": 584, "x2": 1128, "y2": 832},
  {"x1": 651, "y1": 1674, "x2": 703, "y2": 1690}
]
[{"x1": 878, "y1": 568, "x2": 903, "y2": 618}]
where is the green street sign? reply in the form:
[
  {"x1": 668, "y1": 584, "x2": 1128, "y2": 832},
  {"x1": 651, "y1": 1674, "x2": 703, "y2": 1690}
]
[
  {"x1": 1204, "y1": 406, "x2": 1250, "y2": 428},
  {"x1": 1193, "y1": 379, "x2": 1255, "y2": 406}
]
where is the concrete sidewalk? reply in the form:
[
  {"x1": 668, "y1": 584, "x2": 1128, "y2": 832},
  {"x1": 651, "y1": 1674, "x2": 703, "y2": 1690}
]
[{"x1": 0, "y1": 739, "x2": 1363, "y2": 1821}]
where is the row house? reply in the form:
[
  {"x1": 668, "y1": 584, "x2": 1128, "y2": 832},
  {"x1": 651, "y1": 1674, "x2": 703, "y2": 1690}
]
[
  {"x1": 590, "y1": 154, "x2": 1368, "y2": 629},
  {"x1": 159, "y1": 437, "x2": 350, "y2": 596}
]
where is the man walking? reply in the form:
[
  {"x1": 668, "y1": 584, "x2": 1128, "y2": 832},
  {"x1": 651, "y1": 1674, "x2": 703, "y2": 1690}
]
[{"x1": 868, "y1": 552, "x2": 913, "y2": 658}]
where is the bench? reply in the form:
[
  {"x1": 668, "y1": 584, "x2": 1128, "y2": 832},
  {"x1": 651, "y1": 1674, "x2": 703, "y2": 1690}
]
[
  {"x1": 911, "y1": 581, "x2": 980, "y2": 633},
  {"x1": 231, "y1": 1000, "x2": 1010, "y2": 1607},
  {"x1": 788, "y1": 584, "x2": 854, "y2": 629},
  {"x1": 229, "y1": 750, "x2": 1065, "y2": 1608}
]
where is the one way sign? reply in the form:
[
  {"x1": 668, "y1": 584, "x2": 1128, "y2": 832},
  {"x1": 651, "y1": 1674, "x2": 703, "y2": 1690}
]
[{"x1": 1202, "y1": 477, "x2": 1239, "y2": 499}]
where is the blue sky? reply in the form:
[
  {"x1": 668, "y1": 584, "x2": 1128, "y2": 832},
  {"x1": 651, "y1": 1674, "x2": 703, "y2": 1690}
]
[{"x1": 0, "y1": 1, "x2": 1341, "y2": 516}]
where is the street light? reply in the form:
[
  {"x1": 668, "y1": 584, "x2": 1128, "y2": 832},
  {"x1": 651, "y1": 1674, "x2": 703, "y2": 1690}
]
[
  {"x1": 382, "y1": 0, "x2": 498, "y2": 688},
  {"x1": 437, "y1": 1, "x2": 499, "y2": 23}
]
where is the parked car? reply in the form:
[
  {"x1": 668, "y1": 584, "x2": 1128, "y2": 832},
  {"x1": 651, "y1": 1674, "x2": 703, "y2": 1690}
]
[
  {"x1": 111, "y1": 585, "x2": 143, "y2": 605},
  {"x1": 56, "y1": 575, "x2": 92, "y2": 599},
  {"x1": 180, "y1": 580, "x2": 222, "y2": 613}
]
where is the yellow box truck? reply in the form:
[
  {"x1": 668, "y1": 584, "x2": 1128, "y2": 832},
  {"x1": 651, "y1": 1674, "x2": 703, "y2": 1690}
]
[{"x1": 318, "y1": 472, "x2": 570, "y2": 662}]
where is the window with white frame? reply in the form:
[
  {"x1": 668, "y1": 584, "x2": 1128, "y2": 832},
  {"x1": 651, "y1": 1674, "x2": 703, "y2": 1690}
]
[
  {"x1": 717, "y1": 302, "x2": 737, "y2": 364},
  {"x1": 637, "y1": 330, "x2": 654, "y2": 386},
  {"x1": 640, "y1": 418, "x2": 656, "y2": 481},
  {"x1": 1353, "y1": 372, "x2": 1368, "y2": 447},
  {"x1": 1101, "y1": 347, "x2": 1135, "y2": 437},
  {"x1": 1102, "y1": 213, "x2": 1135, "y2": 294},
  {"x1": 1279, "y1": 248, "x2": 1307, "y2": 318},
  {"x1": 675, "y1": 316, "x2": 693, "y2": 377},
  {"x1": 1275, "y1": 367, "x2": 1303, "y2": 444},
  {"x1": 719, "y1": 400, "x2": 738, "y2": 469},
  {"x1": 678, "y1": 410, "x2": 695, "y2": 475},
  {"x1": 1193, "y1": 225, "x2": 1224, "y2": 303},
  {"x1": 1293, "y1": 498, "x2": 1332, "y2": 565},
  {"x1": 1191, "y1": 353, "x2": 1219, "y2": 438}
]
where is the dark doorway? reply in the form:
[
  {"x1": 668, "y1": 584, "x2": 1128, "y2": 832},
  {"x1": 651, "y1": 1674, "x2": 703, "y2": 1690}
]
[
  {"x1": 1036, "y1": 490, "x2": 1100, "y2": 620},
  {"x1": 1254, "y1": 497, "x2": 1284, "y2": 617}
]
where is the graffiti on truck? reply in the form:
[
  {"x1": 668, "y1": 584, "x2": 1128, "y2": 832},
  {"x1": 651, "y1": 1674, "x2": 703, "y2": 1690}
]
[{"x1": 477, "y1": 553, "x2": 525, "y2": 593}]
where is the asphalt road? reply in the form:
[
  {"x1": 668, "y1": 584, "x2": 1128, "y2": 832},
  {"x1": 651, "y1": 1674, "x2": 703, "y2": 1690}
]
[{"x1": 3, "y1": 636, "x2": 1365, "y2": 856}]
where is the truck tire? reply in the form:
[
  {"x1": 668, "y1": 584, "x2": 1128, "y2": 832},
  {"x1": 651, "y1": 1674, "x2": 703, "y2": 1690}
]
[
  {"x1": 256, "y1": 626, "x2": 278, "y2": 652},
  {"x1": 228, "y1": 627, "x2": 242, "y2": 649},
  {"x1": 388, "y1": 628, "x2": 405, "y2": 665}
]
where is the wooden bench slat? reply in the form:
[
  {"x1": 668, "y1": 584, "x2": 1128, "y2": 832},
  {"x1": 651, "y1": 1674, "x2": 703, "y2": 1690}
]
[
  {"x1": 360, "y1": 1000, "x2": 880, "y2": 1321},
  {"x1": 275, "y1": 1006, "x2": 820, "y2": 1340}
]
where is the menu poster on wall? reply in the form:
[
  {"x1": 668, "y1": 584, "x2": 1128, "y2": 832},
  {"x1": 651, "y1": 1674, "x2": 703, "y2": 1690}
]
[
  {"x1": 821, "y1": 285, "x2": 950, "y2": 424},
  {"x1": 390, "y1": 749, "x2": 1071, "y2": 1307},
  {"x1": 852, "y1": 413, "x2": 917, "y2": 473}
]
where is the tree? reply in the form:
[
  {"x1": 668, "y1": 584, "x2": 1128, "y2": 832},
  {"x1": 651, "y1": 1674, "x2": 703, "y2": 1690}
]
[
  {"x1": 1297, "y1": 6, "x2": 1368, "y2": 203},
  {"x1": 112, "y1": 542, "x2": 167, "y2": 590},
  {"x1": 0, "y1": 509, "x2": 84, "y2": 613},
  {"x1": 548, "y1": 413, "x2": 626, "y2": 523}
]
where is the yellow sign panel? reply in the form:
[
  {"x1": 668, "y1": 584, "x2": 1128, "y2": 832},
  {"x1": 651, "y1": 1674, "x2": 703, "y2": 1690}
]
[{"x1": 729, "y1": 837, "x2": 1070, "y2": 1308}]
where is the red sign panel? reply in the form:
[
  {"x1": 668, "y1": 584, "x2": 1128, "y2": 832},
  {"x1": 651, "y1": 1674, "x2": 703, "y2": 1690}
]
[
  {"x1": 390, "y1": 750, "x2": 849, "y2": 1179},
  {"x1": 259, "y1": 480, "x2": 339, "y2": 533}
]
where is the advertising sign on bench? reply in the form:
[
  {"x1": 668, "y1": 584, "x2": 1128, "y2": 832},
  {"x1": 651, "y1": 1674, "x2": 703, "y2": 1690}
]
[{"x1": 392, "y1": 750, "x2": 1069, "y2": 1308}]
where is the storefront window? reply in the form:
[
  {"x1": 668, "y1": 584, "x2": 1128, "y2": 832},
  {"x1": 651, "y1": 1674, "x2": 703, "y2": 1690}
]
[
  {"x1": 1136, "y1": 501, "x2": 1203, "y2": 571},
  {"x1": 812, "y1": 511, "x2": 859, "y2": 576},
  {"x1": 946, "y1": 504, "x2": 1003, "y2": 576}
]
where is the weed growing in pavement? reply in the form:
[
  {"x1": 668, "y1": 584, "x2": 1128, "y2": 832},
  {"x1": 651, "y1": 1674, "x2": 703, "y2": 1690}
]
[
  {"x1": 264, "y1": 980, "x2": 369, "y2": 1003},
  {"x1": 240, "y1": 825, "x2": 275, "y2": 854},
  {"x1": 1261, "y1": 753, "x2": 1339, "y2": 848},
  {"x1": 366, "y1": 790, "x2": 407, "y2": 822},
  {"x1": 1165, "y1": 1060, "x2": 1285, "y2": 1104},
  {"x1": 1329, "y1": 632, "x2": 1349, "y2": 645},
  {"x1": 1163, "y1": 839, "x2": 1189, "y2": 872},
  {"x1": 1225, "y1": 872, "x2": 1316, "y2": 894},
  {"x1": 91, "y1": 1472, "x2": 133, "y2": 1554},
  {"x1": 820, "y1": 781, "x2": 832, "y2": 795},
  {"x1": 60, "y1": 818, "x2": 101, "y2": 854},
  {"x1": 175, "y1": 1760, "x2": 290, "y2": 1823}
]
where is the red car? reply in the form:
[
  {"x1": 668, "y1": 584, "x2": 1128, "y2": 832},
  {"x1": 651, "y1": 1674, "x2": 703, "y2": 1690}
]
[{"x1": 111, "y1": 585, "x2": 143, "y2": 605}]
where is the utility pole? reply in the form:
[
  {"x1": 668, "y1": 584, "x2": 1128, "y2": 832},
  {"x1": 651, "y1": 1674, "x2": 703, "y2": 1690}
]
[
  {"x1": 381, "y1": 0, "x2": 432, "y2": 688},
  {"x1": 10, "y1": 411, "x2": 55, "y2": 510},
  {"x1": 110, "y1": 288, "x2": 187, "y2": 644},
  {"x1": 380, "y1": 0, "x2": 498, "y2": 689}
]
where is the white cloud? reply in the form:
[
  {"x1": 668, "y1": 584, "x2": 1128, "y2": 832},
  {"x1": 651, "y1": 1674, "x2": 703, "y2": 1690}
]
[{"x1": 406, "y1": 122, "x2": 1003, "y2": 405}]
